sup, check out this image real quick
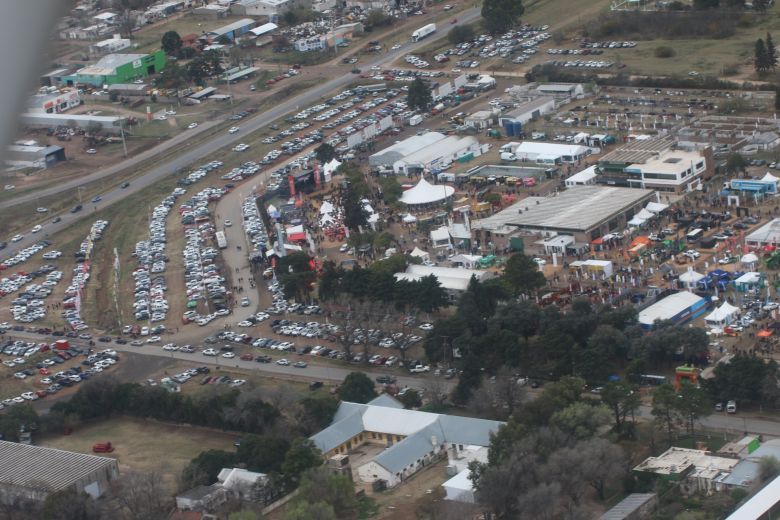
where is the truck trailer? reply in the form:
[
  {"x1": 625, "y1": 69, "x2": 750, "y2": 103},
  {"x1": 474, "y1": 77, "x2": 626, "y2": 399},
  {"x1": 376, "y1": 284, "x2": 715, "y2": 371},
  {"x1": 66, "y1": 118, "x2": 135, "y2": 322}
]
[
  {"x1": 411, "y1": 23, "x2": 436, "y2": 42},
  {"x1": 216, "y1": 231, "x2": 227, "y2": 249}
]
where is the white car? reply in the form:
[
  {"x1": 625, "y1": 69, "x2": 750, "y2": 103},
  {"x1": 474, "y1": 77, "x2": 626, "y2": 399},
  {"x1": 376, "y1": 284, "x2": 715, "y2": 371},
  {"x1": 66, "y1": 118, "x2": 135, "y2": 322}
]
[
  {"x1": 146, "y1": 336, "x2": 161, "y2": 343},
  {"x1": 36, "y1": 207, "x2": 48, "y2": 213},
  {"x1": 391, "y1": 43, "x2": 402, "y2": 50},
  {"x1": 187, "y1": 122, "x2": 198, "y2": 129},
  {"x1": 276, "y1": 358, "x2": 290, "y2": 366},
  {"x1": 224, "y1": 219, "x2": 232, "y2": 227},
  {"x1": 222, "y1": 352, "x2": 236, "y2": 359},
  {"x1": 11, "y1": 234, "x2": 23, "y2": 242},
  {"x1": 31, "y1": 225, "x2": 42, "y2": 234},
  {"x1": 229, "y1": 126, "x2": 240, "y2": 134},
  {"x1": 684, "y1": 250, "x2": 701, "y2": 259},
  {"x1": 202, "y1": 348, "x2": 218, "y2": 356},
  {"x1": 532, "y1": 257, "x2": 546, "y2": 266},
  {"x1": 419, "y1": 323, "x2": 434, "y2": 331}
]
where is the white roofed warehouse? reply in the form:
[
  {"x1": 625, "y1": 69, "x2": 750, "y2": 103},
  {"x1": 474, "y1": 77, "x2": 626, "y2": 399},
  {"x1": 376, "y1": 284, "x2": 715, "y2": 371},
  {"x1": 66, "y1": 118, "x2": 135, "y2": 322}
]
[
  {"x1": 0, "y1": 440, "x2": 119, "y2": 505},
  {"x1": 393, "y1": 135, "x2": 481, "y2": 175},
  {"x1": 369, "y1": 132, "x2": 446, "y2": 168},
  {"x1": 638, "y1": 292, "x2": 709, "y2": 330}
]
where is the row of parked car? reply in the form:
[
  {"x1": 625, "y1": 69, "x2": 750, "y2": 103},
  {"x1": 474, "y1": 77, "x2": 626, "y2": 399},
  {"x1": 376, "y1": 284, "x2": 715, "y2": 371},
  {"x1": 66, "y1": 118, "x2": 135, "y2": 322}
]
[
  {"x1": 132, "y1": 188, "x2": 181, "y2": 323},
  {"x1": 1, "y1": 344, "x2": 118, "y2": 410},
  {"x1": 10, "y1": 269, "x2": 62, "y2": 323},
  {"x1": 60, "y1": 220, "x2": 109, "y2": 331},
  {"x1": 0, "y1": 240, "x2": 50, "y2": 271},
  {"x1": 441, "y1": 25, "x2": 550, "y2": 65},
  {"x1": 180, "y1": 187, "x2": 229, "y2": 321},
  {"x1": 240, "y1": 195, "x2": 269, "y2": 259}
]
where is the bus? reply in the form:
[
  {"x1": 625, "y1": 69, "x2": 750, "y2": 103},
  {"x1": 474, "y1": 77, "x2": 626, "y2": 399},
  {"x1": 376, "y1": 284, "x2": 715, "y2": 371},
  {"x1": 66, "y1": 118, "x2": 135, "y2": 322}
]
[
  {"x1": 639, "y1": 374, "x2": 668, "y2": 386},
  {"x1": 686, "y1": 228, "x2": 703, "y2": 243},
  {"x1": 216, "y1": 231, "x2": 227, "y2": 249}
]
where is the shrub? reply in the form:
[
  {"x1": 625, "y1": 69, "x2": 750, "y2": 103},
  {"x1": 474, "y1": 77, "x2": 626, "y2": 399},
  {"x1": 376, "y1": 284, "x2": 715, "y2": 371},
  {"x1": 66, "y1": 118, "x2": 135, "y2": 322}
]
[{"x1": 654, "y1": 46, "x2": 676, "y2": 58}]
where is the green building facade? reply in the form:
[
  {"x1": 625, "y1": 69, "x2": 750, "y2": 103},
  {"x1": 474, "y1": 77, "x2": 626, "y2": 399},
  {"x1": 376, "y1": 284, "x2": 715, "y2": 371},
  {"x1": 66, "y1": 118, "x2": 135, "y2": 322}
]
[{"x1": 64, "y1": 50, "x2": 166, "y2": 87}]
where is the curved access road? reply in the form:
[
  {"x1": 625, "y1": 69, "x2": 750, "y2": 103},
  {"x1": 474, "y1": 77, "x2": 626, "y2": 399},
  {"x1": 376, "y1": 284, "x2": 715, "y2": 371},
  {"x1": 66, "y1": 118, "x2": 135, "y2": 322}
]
[{"x1": 5, "y1": 8, "x2": 481, "y2": 213}]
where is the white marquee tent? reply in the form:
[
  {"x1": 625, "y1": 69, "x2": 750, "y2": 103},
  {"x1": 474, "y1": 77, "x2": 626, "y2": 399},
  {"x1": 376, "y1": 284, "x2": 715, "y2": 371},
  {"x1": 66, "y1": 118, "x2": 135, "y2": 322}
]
[
  {"x1": 399, "y1": 178, "x2": 454, "y2": 207},
  {"x1": 704, "y1": 301, "x2": 740, "y2": 328},
  {"x1": 679, "y1": 269, "x2": 705, "y2": 288},
  {"x1": 741, "y1": 253, "x2": 759, "y2": 269}
]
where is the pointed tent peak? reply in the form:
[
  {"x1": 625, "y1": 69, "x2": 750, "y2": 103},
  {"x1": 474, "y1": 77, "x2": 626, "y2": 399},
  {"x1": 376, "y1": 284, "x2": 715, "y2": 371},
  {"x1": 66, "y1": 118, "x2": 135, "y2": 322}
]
[
  {"x1": 762, "y1": 172, "x2": 780, "y2": 183},
  {"x1": 399, "y1": 177, "x2": 455, "y2": 205},
  {"x1": 741, "y1": 253, "x2": 759, "y2": 264}
]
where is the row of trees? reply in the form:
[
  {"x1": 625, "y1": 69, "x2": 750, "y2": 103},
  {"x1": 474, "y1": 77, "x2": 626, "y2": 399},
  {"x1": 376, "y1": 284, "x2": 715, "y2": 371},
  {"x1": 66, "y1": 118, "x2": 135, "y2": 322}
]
[
  {"x1": 319, "y1": 257, "x2": 449, "y2": 313},
  {"x1": 51, "y1": 379, "x2": 280, "y2": 435},
  {"x1": 754, "y1": 32, "x2": 778, "y2": 73},
  {"x1": 469, "y1": 377, "x2": 626, "y2": 517},
  {"x1": 424, "y1": 266, "x2": 709, "y2": 403}
]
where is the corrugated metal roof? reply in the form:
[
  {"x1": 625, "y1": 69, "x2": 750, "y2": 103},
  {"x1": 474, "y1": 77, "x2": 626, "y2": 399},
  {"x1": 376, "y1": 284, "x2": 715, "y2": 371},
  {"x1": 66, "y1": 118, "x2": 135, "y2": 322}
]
[
  {"x1": 726, "y1": 473, "x2": 780, "y2": 520},
  {"x1": 600, "y1": 493, "x2": 656, "y2": 520},
  {"x1": 310, "y1": 397, "x2": 504, "y2": 474},
  {"x1": 0, "y1": 440, "x2": 117, "y2": 492},
  {"x1": 374, "y1": 422, "x2": 445, "y2": 473}
]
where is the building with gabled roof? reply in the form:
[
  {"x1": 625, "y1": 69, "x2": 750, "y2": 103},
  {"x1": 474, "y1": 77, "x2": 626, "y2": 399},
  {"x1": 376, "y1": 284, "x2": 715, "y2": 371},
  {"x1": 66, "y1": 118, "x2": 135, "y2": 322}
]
[
  {"x1": 310, "y1": 395, "x2": 503, "y2": 489},
  {"x1": 0, "y1": 440, "x2": 119, "y2": 505}
]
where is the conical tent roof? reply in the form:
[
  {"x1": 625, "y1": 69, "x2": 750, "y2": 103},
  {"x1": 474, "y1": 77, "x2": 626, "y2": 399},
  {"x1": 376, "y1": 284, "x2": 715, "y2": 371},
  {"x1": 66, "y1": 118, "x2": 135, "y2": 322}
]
[
  {"x1": 741, "y1": 253, "x2": 759, "y2": 264},
  {"x1": 399, "y1": 178, "x2": 454, "y2": 205}
]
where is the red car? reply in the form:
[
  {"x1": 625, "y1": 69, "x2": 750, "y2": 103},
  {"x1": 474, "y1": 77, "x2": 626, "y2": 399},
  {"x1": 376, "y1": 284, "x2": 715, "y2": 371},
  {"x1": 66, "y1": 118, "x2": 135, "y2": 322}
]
[{"x1": 240, "y1": 353, "x2": 253, "y2": 361}]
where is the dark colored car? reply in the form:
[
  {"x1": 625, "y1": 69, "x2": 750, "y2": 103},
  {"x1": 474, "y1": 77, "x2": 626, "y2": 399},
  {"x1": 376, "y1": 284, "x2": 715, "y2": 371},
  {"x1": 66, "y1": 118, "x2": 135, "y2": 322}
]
[{"x1": 70, "y1": 204, "x2": 83, "y2": 213}]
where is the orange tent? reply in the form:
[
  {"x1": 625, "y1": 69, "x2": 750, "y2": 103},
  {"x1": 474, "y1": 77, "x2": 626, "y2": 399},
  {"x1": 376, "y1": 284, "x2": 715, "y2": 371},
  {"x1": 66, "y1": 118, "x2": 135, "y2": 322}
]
[{"x1": 757, "y1": 329, "x2": 774, "y2": 338}]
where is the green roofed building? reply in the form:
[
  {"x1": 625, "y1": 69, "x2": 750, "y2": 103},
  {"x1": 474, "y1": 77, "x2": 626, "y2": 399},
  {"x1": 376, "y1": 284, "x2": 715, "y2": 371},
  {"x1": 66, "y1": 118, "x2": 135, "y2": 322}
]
[{"x1": 62, "y1": 50, "x2": 166, "y2": 87}]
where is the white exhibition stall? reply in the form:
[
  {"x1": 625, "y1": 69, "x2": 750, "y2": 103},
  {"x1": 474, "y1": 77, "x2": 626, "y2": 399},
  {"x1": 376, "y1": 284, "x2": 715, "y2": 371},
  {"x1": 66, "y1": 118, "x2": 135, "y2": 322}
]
[
  {"x1": 679, "y1": 269, "x2": 705, "y2": 289},
  {"x1": 741, "y1": 253, "x2": 759, "y2": 270},
  {"x1": 704, "y1": 301, "x2": 740, "y2": 328}
]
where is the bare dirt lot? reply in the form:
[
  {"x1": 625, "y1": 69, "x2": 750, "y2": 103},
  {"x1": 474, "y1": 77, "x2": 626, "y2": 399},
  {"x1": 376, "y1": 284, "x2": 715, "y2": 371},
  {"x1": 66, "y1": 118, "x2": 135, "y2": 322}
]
[{"x1": 38, "y1": 415, "x2": 236, "y2": 492}]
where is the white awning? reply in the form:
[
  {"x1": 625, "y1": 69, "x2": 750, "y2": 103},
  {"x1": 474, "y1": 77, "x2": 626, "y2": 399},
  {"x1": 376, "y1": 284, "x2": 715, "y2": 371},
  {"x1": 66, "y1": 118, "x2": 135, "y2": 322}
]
[
  {"x1": 762, "y1": 172, "x2": 780, "y2": 183},
  {"x1": 402, "y1": 213, "x2": 417, "y2": 223},
  {"x1": 645, "y1": 201, "x2": 669, "y2": 213},
  {"x1": 735, "y1": 272, "x2": 762, "y2": 285},
  {"x1": 635, "y1": 208, "x2": 655, "y2": 220},
  {"x1": 628, "y1": 216, "x2": 646, "y2": 227}
]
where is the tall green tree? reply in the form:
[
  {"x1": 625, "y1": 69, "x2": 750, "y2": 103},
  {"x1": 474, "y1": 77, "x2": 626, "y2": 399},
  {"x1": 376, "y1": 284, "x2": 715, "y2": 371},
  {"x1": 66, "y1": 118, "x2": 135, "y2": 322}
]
[
  {"x1": 768, "y1": 33, "x2": 778, "y2": 70},
  {"x1": 282, "y1": 438, "x2": 322, "y2": 484},
  {"x1": 600, "y1": 381, "x2": 640, "y2": 436},
  {"x1": 502, "y1": 253, "x2": 546, "y2": 296},
  {"x1": 482, "y1": 0, "x2": 525, "y2": 34},
  {"x1": 651, "y1": 384, "x2": 680, "y2": 447},
  {"x1": 315, "y1": 143, "x2": 335, "y2": 164},
  {"x1": 337, "y1": 372, "x2": 377, "y2": 403},
  {"x1": 677, "y1": 381, "x2": 711, "y2": 438},
  {"x1": 342, "y1": 184, "x2": 368, "y2": 233},
  {"x1": 161, "y1": 30, "x2": 182, "y2": 56},
  {"x1": 756, "y1": 38, "x2": 770, "y2": 73},
  {"x1": 407, "y1": 77, "x2": 432, "y2": 112}
]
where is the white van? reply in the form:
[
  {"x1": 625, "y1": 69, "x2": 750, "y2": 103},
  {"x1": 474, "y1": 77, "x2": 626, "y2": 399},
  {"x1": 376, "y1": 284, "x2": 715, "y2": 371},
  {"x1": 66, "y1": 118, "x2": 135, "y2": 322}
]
[
  {"x1": 500, "y1": 152, "x2": 517, "y2": 161},
  {"x1": 726, "y1": 400, "x2": 737, "y2": 414}
]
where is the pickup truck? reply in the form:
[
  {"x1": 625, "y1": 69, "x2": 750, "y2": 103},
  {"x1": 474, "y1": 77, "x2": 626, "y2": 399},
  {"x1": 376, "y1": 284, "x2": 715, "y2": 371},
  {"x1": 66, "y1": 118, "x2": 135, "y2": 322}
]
[{"x1": 409, "y1": 364, "x2": 430, "y2": 373}]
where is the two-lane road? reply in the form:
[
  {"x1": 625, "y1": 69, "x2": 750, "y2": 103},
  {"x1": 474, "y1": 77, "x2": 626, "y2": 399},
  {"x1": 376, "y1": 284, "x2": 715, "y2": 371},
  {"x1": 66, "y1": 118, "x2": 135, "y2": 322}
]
[{"x1": 3, "y1": 8, "x2": 483, "y2": 252}]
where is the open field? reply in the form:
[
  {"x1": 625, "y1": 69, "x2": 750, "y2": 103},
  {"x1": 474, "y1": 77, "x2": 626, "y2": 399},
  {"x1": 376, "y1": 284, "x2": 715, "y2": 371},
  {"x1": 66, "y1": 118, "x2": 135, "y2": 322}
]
[
  {"x1": 38, "y1": 416, "x2": 236, "y2": 491},
  {"x1": 131, "y1": 13, "x2": 252, "y2": 54}
]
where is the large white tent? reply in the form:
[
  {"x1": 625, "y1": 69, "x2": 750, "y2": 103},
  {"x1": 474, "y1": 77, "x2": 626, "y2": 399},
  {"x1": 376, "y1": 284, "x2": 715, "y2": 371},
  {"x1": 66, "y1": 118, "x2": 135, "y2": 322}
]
[
  {"x1": 704, "y1": 302, "x2": 740, "y2": 328},
  {"x1": 741, "y1": 253, "x2": 759, "y2": 269},
  {"x1": 679, "y1": 269, "x2": 705, "y2": 288},
  {"x1": 399, "y1": 178, "x2": 454, "y2": 207}
]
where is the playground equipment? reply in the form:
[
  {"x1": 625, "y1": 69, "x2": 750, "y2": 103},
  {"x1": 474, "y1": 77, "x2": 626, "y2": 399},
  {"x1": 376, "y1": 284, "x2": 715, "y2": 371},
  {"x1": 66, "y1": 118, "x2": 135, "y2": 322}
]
[{"x1": 674, "y1": 365, "x2": 699, "y2": 390}]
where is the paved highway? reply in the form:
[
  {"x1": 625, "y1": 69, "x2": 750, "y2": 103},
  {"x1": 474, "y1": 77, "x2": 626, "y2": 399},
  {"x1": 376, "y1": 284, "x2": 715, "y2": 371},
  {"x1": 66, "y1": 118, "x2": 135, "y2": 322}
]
[{"x1": 3, "y1": 8, "x2": 482, "y2": 252}]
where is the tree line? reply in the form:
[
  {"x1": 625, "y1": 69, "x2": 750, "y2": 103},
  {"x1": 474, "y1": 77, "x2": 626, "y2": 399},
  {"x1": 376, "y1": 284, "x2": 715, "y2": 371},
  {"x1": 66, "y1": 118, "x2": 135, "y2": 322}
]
[{"x1": 422, "y1": 270, "x2": 710, "y2": 404}]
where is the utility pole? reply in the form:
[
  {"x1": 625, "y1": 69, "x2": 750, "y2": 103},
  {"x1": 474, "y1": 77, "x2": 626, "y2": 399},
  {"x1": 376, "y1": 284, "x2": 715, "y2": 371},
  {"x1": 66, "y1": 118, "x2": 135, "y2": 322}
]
[{"x1": 119, "y1": 119, "x2": 128, "y2": 158}]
